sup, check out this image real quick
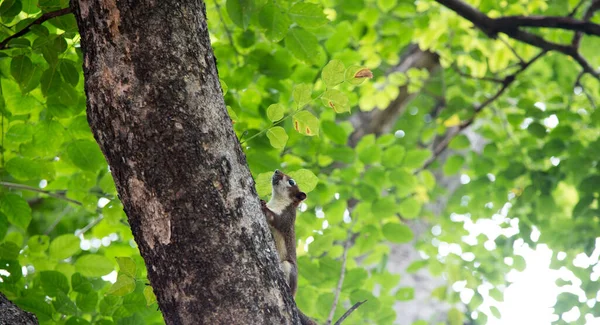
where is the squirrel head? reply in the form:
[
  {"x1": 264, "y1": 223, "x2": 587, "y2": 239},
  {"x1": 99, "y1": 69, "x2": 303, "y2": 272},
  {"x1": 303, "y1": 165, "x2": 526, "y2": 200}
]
[{"x1": 271, "y1": 169, "x2": 307, "y2": 206}]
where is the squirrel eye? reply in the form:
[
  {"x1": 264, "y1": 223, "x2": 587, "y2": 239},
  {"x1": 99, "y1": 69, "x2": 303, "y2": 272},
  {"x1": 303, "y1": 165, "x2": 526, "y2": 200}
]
[{"x1": 288, "y1": 179, "x2": 296, "y2": 186}]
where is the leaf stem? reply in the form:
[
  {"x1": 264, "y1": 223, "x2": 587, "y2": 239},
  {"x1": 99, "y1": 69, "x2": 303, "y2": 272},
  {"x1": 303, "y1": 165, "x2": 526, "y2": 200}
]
[{"x1": 0, "y1": 182, "x2": 82, "y2": 206}]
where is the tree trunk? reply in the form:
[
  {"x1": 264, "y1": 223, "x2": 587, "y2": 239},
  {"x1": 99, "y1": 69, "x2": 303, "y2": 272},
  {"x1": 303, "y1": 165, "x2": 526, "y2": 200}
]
[
  {"x1": 72, "y1": 1, "x2": 299, "y2": 324},
  {"x1": 0, "y1": 292, "x2": 38, "y2": 325}
]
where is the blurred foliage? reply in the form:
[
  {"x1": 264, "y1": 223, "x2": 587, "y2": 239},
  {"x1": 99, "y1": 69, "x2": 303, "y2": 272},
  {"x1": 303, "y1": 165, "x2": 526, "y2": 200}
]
[{"x1": 0, "y1": 0, "x2": 599, "y2": 324}]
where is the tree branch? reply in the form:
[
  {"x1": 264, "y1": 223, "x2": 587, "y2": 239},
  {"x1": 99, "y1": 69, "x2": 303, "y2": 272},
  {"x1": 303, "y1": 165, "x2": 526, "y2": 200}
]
[
  {"x1": 333, "y1": 300, "x2": 367, "y2": 325},
  {"x1": 0, "y1": 7, "x2": 73, "y2": 50},
  {"x1": 572, "y1": 0, "x2": 600, "y2": 48},
  {"x1": 435, "y1": 0, "x2": 600, "y2": 79},
  {"x1": 326, "y1": 232, "x2": 359, "y2": 325},
  {"x1": 417, "y1": 50, "x2": 547, "y2": 172},
  {"x1": 0, "y1": 182, "x2": 82, "y2": 206},
  {"x1": 494, "y1": 15, "x2": 600, "y2": 36}
]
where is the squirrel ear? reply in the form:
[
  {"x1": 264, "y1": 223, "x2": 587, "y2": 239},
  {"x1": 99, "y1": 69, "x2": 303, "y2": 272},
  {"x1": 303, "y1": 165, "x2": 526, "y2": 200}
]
[{"x1": 296, "y1": 192, "x2": 307, "y2": 201}]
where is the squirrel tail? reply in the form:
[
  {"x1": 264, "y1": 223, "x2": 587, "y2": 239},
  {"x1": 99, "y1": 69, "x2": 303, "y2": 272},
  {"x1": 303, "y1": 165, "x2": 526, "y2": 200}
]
[{"x1": 298, "y1": 309, "x2": 317, "y2": 325}]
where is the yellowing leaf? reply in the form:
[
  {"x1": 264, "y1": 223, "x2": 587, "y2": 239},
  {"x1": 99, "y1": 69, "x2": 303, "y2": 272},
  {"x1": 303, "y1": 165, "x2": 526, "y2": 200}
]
[
  {"x1": 443, "y1": 114, "x2": 461, "y2": 127},
  {"x1": 107, "y1": 274, "x2": 135, "y2": 296},
  {"x1": 293, "y1": 111, "x2": 319, "y2": 136},
  {"x1": 321, "y1": 89, "x2": 350, "y2": 113},
  {"x1": 321, "y1": 60, "x2": 345, "y2": 87}
]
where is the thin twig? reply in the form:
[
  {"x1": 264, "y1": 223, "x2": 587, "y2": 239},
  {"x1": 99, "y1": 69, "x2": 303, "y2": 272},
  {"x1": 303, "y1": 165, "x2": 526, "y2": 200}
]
[
  {"x1": 417, "y1": 50, "x2": 547, "y2": 172},
  {"x1": 326, "y1": 232, "x2": 359, "y2": 325},
  {"x1": 497, "y1": 36, "x2": 525, "y2": 65},
  {"x1": 435, "y1": 0, "x2": 600, "y2": 80},
  {"x1": 212, "y1": 0, "x2": 239, "y2": 65},
  {"x1": 452, "y1": 66, "x2": 504, "y2": 83},
  {"x1": 0, "y1": 182, "x2": 82, "y2": 206},
  {"x1": 44, "y1": 206, "x2": 72, "y2": 235},
  {"x1": 574, "y1": 71, "x2": 597, "y2": 109},
  {"x1": 0, "y1": 7, "x2": 72, "y2": 50},
  {"x1": 75, "y1": 215, "x2": 104, "y2": 237},
  {"x1": 570, "y1": 0, "x2": 588, "y2": 17},
  {"x1": 572, "y1": 0, "x2": 600, "y2": 48},
  {"x1": 333, "y1": 300, "x2": 367, "y2": 325}
]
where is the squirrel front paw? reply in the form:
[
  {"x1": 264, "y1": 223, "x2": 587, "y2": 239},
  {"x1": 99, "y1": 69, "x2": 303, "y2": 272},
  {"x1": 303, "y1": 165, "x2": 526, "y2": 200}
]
[{"x1": 260, "y1": 199, "x2": 269, "y2": 211}]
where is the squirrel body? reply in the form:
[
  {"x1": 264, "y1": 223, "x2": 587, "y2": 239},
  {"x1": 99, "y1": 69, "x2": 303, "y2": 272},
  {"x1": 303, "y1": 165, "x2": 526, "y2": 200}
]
[
  {"x1": 261, "y1": 170, "x2": 305, "y2": 297},
  {"x1": 261, "y1": 170, "x2": 316, "y2": 325}
]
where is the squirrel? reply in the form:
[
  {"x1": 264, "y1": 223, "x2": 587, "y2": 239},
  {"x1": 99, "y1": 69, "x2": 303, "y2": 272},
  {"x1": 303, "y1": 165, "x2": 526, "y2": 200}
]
[{"x1": 261, "y1": 169, "x2": 316, "y2": 325}]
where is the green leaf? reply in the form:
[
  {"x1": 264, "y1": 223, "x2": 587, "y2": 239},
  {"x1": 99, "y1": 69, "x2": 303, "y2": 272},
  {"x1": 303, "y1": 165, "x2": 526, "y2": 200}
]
[
  {"x1": 396, "y1": 287, "x2": 414, "y2": 301},
  {"x1": 59, "y1": 59, "x2": 79, "y2": 86},
  {"x1": 285, "y1": 27, "x2": 321, "y2": 64},
  {"x1": 6, "y1": 123, "x2": 33, "y2": 143},
  {"x1": 321, "y1": 121, "x2": 347, "y2": 145},
  {"x1": 5, "y1": 157, "x2": 42, "y2": 180},
  {"x1": 116, "y1": 257, "x2": 137, "y2": 278},
  {"x1": 489, "y1": 288, "x2": 504, "y2": 302},
  {"x1": 75, "y1": 255, "x2": 114, "y2": 277},
  {"x1": 448, "y1": 307, "x2": 464, "y2": 325},
  {"x1": 226, "y1": 0, "x2": 254, "y2": 29},
  {"x1": 389, "y1": 168, "x2": 416, "y2": 196},
  {"x1": 527, "y1": 122, "x2": 546, "y2": 138},
  {"x1": 382, "y1": 145, "x2": 406, "y2": 168},
  {"x1": 372, "y1": 197, "x2": 398, "y2": 219},
  {"x1": 255, "y1": 172, "x2": 273, "y2": 197},
  {"x1": 406, "y1": 260, "x2": 427, "y2": 273},
  {"x1": 143, "y1": 286, "x2": 157, "y2": 306},
  {"x1": 99, "y1": 295, "x2": 121, "y2": 316},
  {"x1": 41, "y1": 270, "x2": 70, "y2": 296},
  {"x1": 107, "y1": 274, "x2": 135, "y2": 296},
  {"x1": 66, "y1": 139, "x2": 106, "y2": 172},
  {"x1": 266, "y1": 103, "x2": 285, "y2": 122},
  {"x1": 513, "y1": 255, "x2": 526, "y2": 271},
  {"x1": 2, "y1": 79, "x2": 43, "y2": 114},
  {"x1": 321, "y1": 60, "x2": 345, "y2": 87},
  {"x1": 490, "y1": 306, "x2": 501, "y2": 319},
  {"x1": 448, "y1": 134, "x2": 470, "y2": 149},
  {"x1": 377, "y1": 0, "x2": 397, "y2": 12},
  {"x1": 50, "y1": 234, "x2": 81, "y2": 260},
  {"x1": 293, "y1": 111, "x2": 320, "y2": 136},
  {"x1": 266, "y1": 126, "x2": 288, "y2": 149},
  {"x1": 28, "y1": 235, "x2": 50, "y2": 253},
  {"x1": 0, "y1": 213, "x2": 8, "y2": 241},
  {"x1": 402, "y1": 149, "x2": 431, "y2": 170},
  {"x1": 398, "y1": 197, "x2": 421, "y2": 219},
  {"x1": 358, "y1": 145, "x2": 381, "y2": 165},
  {"x1": 10, "y1": 55, "x2": 34, "y2": 87},
  {"x1": 16, "y1": 296, "x2": 54, "y2": 322},
  {"x1": 0, "y1": 241, "x2": 20, "y2": 259},
  {"x1": 443, "y1": 155, "x2": 465, "y2": 175},
  {"x1": 122, "y1": 293, "x2": 147, "y2": 313},
  {"x1": 40, "y1": 68, "x2": 62, "y2": 96},
  {"x1": 76, "y1": 292, "x2": 98, "y2": 313},
  {"x1": 289, "y1": 2, "x2": 328, "y2": 28},
  {"x1": 258, "y1": 3, "x2": 290, "y2": 42},
  {"x1": 71, "y1": 273, "x2": 93, "y2": 293},
  {"x1": 382, "y1": 223, "x2": 413, "y2": 243},
  {"x1": 321, "y1": 89, "x2": 350, "y2": 113},
  {"x1": 0, "y1": 193, "x2": 32, "y2": 230},
  {"x1": 292, "y1": 83, "x2": 312, "y2": 108},
  {"x1": 288, "y1": 169, "x2": 319, "y2": 192},
  {"x1": 54, "y1": 291, "x2": 77, "y2": 315}
]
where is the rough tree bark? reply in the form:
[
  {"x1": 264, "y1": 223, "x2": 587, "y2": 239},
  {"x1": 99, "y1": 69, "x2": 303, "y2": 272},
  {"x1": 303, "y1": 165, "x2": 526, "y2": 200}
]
[
  {"x1": 72, "y1": 1, "x2": 299, "y2": 324},
  {"x1": 0, "y1": 292, "x2": 38, "y2": 325}
]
